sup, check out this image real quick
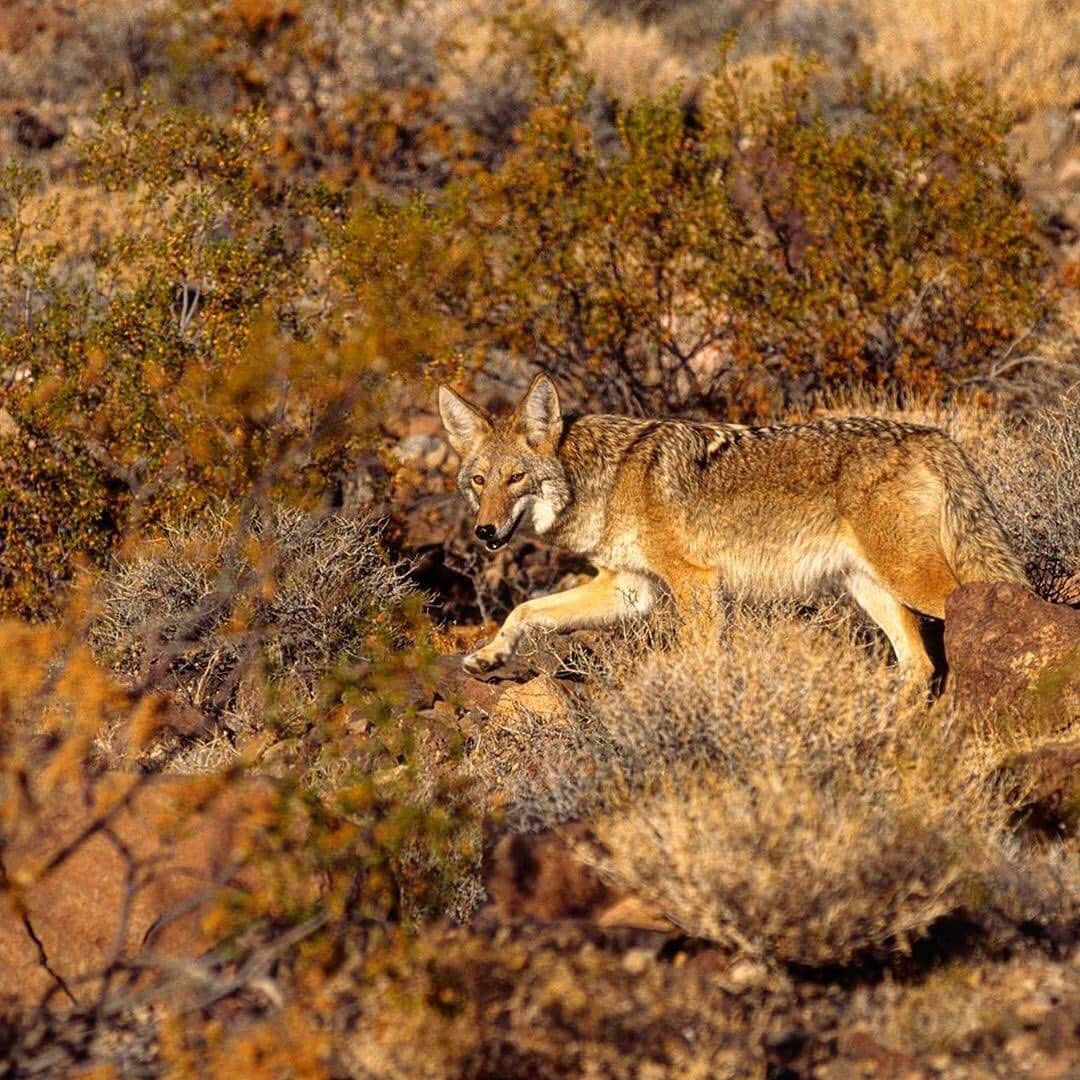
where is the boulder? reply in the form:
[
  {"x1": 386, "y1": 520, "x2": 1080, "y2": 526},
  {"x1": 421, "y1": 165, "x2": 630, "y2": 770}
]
[
  {"x1": 492, "y1": 674, "x2": 574, "y2": 724},
  {"x1": 486, "y1": 826, "x2": 676, "y2": 933},
  {"x1": 0, "y1": 776, "x2": 275, "y2": 1008},
  {"x1": 487, "y1": 826, "x2": 610, "y2": 922},
  {"x1": 392, "y1": 433, "x2": 447, "y2": 470},
  {"x1": 945, "y1": 583, "x2": 1080, "y2": 721}
]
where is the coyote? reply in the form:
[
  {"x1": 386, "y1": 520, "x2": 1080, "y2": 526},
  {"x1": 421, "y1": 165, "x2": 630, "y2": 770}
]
[{"x1": 438, "y1": 375, "x2": 1026, "y2": 679}]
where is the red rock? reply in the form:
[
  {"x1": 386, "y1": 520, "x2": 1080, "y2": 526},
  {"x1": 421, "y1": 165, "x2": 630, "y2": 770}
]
[
  {"x1": 944, "y1": 582, "x2": 1080, "y2": 720},
  {"x1": 493, "y1": 674, "x2": 573, "y2": 723},
  {"x1": 487, "y1": 826, "x2": 611, "y2": 922},
  {"x1": 486, "y1": 826, "x2": 675, "y2": 932},
  {"x1": 0, "y1": 776, "x2": 275, "y2": 1007}
]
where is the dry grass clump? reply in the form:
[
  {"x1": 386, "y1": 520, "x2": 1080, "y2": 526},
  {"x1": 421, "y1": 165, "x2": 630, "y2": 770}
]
[
  {"x1": 91, "y1": 506, "x2": 415, "y2": 730},
  {"x1": 547, "y1": 0, "x2": 695, "y2": 102},
  {"x1": 511, "y1": 613, "x2": 910, "y2": 825},
  {"x1": 975, "y1": 390, "x2": 1080, "y2": 603},
  {"x1": 0, "y1": 0, "x2": 163, "y2": 107},
  {"x1": 590, "y1": 766, "x2": 1073, "y2": 968},
  {"x1": 846, "y1": 949, "x2": 1080, "y2": 1068},
  {"x1": 582, "y1": 0, "x2": 1078, "y2": 115},
  {"x1": 861, "y1": 0, "x2": 1080, "y2": 117},
  {"x1": 505, "y1": 617, "x2": 1076, "y2": 968}
]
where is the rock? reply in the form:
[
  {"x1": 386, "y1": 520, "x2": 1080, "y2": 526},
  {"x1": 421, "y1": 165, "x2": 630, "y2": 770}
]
[
  {"x1": 13, "y1": 108, "x2": 63, "y2": 151},
  {"x1": 486, "y1": 826, "x2": 675, "y2": 932},
  {"x1": 405, "y1": 413, "x2": 444, "y2": 439},
  {"x1": 944, "y1": 583, "x2": 1080, "y2": 721},
  {"x1": 1031, "y1": 1057, "x2": 1077, "y2": 1080},
  {"x1": 0, "y1": 776, "x2": 276, "y2": 1008},
  {"x1": 487, "y1": 826, "x2": 611, "y2": 921},
  {"x1": 594, "y1": 895, "x2": 676, "y2": 933},
  {"x1": 1008, "y1": 109, "x2": 1074, "y2": 171},
  {"x1": 620, "y1": 947, "x2": 654, "y2": 975},
  {"x1": 434, "y1": 663, "x2": 509, "y2": 714},
  {"x1": 723, "y1": 959, "x2": 771, "y2": 993},
  {"x1": 1017, "y1": 999, "x2": 1052, "y2": 1028},
  {"x1": 1059, "y1": 158, "x2": 1080, "y2": 190},
  {"x1": 492, "y1": 674, "x2": 573, "y2": 724},
  {"x1": 1005, "y1": 1033, "x2": 1040, "y2": 1061},
  {"x1": 424, "y1": 443, "x2": 448, "y2": 470},
  {"x1": 515, "y1": 628, "x2": 607, "y2": 677},
  {"x1": 834, "y1": 1030, "x2": 917, "y2": 1076}
]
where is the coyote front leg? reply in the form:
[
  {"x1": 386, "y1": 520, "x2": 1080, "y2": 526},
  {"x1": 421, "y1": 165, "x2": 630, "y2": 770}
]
[{"x1": 463, "y1": 570, "x2": 656, "y2": 675}]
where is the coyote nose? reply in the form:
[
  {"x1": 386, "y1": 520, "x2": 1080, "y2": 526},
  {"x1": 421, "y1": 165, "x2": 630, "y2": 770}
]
[{"x1": 475, "y1": 524, "x2": 496, "y2": 541}]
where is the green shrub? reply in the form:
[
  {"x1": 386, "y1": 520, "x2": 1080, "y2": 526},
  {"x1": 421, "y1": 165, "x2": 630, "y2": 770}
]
[
  {"x1": 356, "y1": 56, "x2": 1050, "y2": 418},
  {"x1": 0, "y1": 98, "x2": 397, "y2": 618}
]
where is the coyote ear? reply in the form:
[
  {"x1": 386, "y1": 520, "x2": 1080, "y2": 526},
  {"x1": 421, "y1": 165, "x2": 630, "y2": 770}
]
[
  {"x1": 438, "y1": 386, "x2": 491, "y2": 456},
  {"x1": 518, "y1": 373, "x2": 562, "y2": 448}
]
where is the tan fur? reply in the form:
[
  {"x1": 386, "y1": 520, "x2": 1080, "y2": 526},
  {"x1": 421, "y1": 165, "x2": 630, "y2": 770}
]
[{"x1": 437, "y1": 376, "x2": 1027, "y2": 680}]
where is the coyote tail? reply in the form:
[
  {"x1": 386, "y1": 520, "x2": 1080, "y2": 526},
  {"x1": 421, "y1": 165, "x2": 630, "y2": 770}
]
[{"x1": 938, "y1": 444, "x2": 1028, "y2": 587}]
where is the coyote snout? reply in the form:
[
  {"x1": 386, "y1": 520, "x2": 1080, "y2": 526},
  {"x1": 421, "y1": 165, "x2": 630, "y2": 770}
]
[
  {"x1": 436, "y1": 374, "x2": 1027, "y2": 680},
  {"x1": 471, "y1": 477, "x2": 529, "y2": 550},
  {"x1": 473, "y1": 513, "x2": 520, "y2": 551}
]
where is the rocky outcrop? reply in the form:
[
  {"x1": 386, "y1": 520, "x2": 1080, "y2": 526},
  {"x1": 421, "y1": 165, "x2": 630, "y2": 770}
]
[
  {"x1": 0, "y1": 776, "x2": 275, "y2": 1008},
  {"x1": 945, "y1": 582, "x2": 1080, "y2": 721}
]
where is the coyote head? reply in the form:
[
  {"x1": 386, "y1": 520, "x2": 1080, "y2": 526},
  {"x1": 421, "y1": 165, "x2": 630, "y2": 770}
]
[{"x1": 437, "y1": 374, "x2": 570, "y2": 551}]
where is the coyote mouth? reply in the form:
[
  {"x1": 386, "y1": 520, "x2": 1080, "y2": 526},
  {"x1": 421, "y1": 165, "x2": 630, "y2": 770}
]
[{"x1": 484, "y1": 509, "x2": 525, "y2": 551}]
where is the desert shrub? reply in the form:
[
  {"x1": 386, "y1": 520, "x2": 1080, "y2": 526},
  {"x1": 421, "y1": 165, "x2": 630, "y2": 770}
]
[
  {"x1": 161, "y1": 0, "x2": 576, "y2": 190},
  {"x1": 91, "y1": 506, "x2": 415, "y2": 727},
  {"x1": 0, "y1": 1, "x2": 166, "y2": 151},
  {"x1": 0, "y1": 104, "x2": 310, "y2": 616},
  {"x1": 508, "y1": 618, "x2": 1077, "y2": 967},
  {"x1": 163, "y1": 0, "x2": 452, "y2": 191},
  {"x1": 851, "y1": 951, "x2": 1080, "y2": 1066},
  {"x1": 0, "y1": 565, "x2": 481, "y2": 1075},
  {"x1": 359, "y1": 55, "x2": 1051, "y2": 418},
  {"x1": 0, "y1": 93, "x2": 435, "y2": 618}
]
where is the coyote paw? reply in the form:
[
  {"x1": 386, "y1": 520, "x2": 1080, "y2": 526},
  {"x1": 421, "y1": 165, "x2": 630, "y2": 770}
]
[{"x1": 462, "y1": 646, "x2": 508, "y2": 675}]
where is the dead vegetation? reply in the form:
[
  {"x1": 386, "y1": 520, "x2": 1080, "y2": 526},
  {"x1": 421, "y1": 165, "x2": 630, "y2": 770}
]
[
  {"x1": 92, "y1": 506, "x2": 414, "y2": 715},
  {"x1": 482, "y1": 613, "x2": 1079, "y2": 961}
]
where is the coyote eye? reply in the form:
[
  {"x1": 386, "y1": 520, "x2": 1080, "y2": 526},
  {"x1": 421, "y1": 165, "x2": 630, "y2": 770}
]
[
  {"x1": 471, "y1": 474, "x2": 485, "y2": 486},
  {"x1": 508, "y1": 471, "x2": 526, "y2": 484}
]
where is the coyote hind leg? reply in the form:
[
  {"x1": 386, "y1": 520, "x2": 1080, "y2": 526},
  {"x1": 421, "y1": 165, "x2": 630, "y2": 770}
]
[
  {"x1": 845, "y1": 571, "x2": 934, "y2": 682},
  {"x1": 463, "y1": 569, "x2": 656, "y2": 675}
]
